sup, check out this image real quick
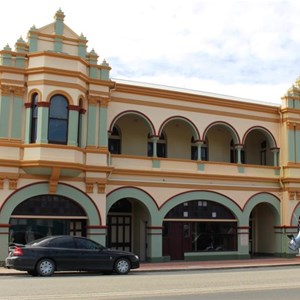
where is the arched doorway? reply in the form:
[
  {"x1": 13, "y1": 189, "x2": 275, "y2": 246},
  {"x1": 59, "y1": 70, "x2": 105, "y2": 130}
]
[
  {"x1": 106, "y1": 198, "x2": 150, "y2": 261},
  {"x1": 9, "y1": 195, "x2": 87, "y2": 244},
  {"x1": 249, "y1": 202, "x2": 277, "y2": 256}
]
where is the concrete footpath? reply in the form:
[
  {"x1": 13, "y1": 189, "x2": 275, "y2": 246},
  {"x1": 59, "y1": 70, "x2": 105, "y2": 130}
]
[{"x1": 1, "y1": 257, "x2": 300, "y2": 275}]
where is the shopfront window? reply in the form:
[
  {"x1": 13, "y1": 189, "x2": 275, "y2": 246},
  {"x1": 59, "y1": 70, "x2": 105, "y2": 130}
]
[
  {"x1": 163, "y1": 200, "x2": 237, "y2": 258},
  {"x1": 9, "y1": 195, "x2": 87, "y2": 244}
]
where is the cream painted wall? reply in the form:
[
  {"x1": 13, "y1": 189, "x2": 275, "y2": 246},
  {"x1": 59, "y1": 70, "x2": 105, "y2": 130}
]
[
  {"x1": 118, "y1": 116, "x2": 149, "y2": 156},
  {"x1": 207, "y1": 127, "x2": 231, "y2": 162},
  {"x1": 164, "y1": 121, "x2": 193, "y2": 159}
]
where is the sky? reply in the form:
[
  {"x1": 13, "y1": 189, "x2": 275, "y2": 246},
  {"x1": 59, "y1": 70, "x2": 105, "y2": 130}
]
[{"x1": 1, "y1": 0, "x2": 300, "y2": 104}]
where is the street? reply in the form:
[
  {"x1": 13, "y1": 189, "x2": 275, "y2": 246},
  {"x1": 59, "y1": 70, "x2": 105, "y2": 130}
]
[{"x1": 1, "y1": 266, "x2": 300, "y2": 299}]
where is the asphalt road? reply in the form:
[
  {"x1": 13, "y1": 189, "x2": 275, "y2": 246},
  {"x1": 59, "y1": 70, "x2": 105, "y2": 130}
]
[{"x1": 1, "y1": 266, "x2": 300, "y2": 299}]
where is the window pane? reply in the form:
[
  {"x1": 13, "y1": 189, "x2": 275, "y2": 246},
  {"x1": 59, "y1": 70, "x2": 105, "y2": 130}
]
[
  {"x1": 48, "y1": 119, "x2": 68, "y2": 143},
  {"x1": 49, "y1": 96, "x2": 68, "y2": 118}
]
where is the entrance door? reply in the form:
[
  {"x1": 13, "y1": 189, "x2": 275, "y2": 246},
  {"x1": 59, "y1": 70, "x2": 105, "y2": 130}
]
[{"x1": 107, "y1": 215, "x2": 132, "y2": 251}]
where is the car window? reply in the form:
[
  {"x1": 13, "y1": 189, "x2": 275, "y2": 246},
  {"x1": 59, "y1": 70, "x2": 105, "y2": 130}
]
[
  {"x1": 75, "y1": 238, "x2": 101, "y2": 250},
  {"x1": 48, "y1": 237, "x2": 76, "y2": 249}
]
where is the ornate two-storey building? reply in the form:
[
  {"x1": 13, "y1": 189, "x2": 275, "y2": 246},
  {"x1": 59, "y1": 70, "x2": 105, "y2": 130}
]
[{"x1": 0, "y1": 10, "x2": 299, "y2": 263}]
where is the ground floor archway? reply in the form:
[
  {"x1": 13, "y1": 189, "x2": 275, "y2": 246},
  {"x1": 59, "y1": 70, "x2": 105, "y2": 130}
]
[
  {"x1": 106, "y1": 198, "x2": 150, "y2": 261},
  {"x1": 9, "y1": 194, "x2": 88, "y2": 244},
  {"x1": 249, "y1": 202, "x2": 277, "y2": 256}
]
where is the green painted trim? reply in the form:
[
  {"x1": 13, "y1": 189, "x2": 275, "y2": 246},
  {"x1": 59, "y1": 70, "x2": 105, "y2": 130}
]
[
  {"x1": 99, "y1": 106, "x2": 108, "y2": 147},
  {"x1": 55, "y1": 20, "x2": 64, "y2": 35},
  {"x1": 28, "y1": 35, "x2": 38, "y2": 52},
  {"x1": 197, "y1": 163, "x2": 205, "y2": 171},
  {"x1": 0, "y1": 183, "x2": 102, "y2": 261},
  {"x1": 158, "y1": 191, "x2": 243, "y2": 222},
  {"x1": 296, "y1": 130, "x2": 300, "y2": 162},
  {"x1": 54, "y1": 37, "x2": 63, "y2": 52},
  {"x1": 238, "y1": 165, "x2": 244, "y2": 173},
  {"x1": 89, "y1": 67, "x2": 98, "y2": 79},
  {"x1": 100, "y1": 69, "x2": 109, "y2": 81},
  {"x1": 87, "y1": 105, "x2": 96, "y2": 146},
  {"x1": 152, "y1": 159, "x2": 160, "y2": 168},
  {"x1": 24, "y1": 108, "x2": 31, "y2": 144},
  {"x1": 15, "y1": 56, "x2": 25, "y2": 68},
  {"x1": 2, "y1": 53, "x2": 12, "y2": 66},
  {"x1": 11, "y1": 97, "x2": 23, "y2": 139},
  {"x1": 68, "y1": 110, "x2": 78, "y2": 146},
  {"x1": 288, "y1": 128, "x2": 295, "y2": 162},
  {"x1": 242, "y1": 193, "x2": 280, "y2": 225},
  {"x1": 146, "y1": 256, "x2": 171, "y2": 262},
  {"x1": 107, "y1": 187, "x2": 158, "y2": 224},
  {"x1": 0, "y1": 183, "x2": 101, "y2": 224},
  {"x1": 36, "y1": 106, "x2": 49, "y2": 143},
  {"x1": 0, "y1": 96, "x2": 10, "y2": 137},
  {"x1": 184, "y1": 251, "x2": 242, "y2": 261},
  {"x1": 78, "y1": 44, "x2": 86, "y2": 58}
]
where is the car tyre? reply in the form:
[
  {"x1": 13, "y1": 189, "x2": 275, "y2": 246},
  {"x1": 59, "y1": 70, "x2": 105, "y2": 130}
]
[
  {"x1": 114, "y1": 258, "x2": 130, "y2": 275},
  {"x1": 36, "y1": 258, "x2": 55, "y2": 276}
]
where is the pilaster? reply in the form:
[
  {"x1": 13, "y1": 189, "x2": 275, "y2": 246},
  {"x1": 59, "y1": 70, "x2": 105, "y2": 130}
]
[
  {"x1": 68, "y1": 105, "x2": 79, "y2": 146},
  {"x1": 36, "y1": 102, "x2": 49, "y2": 144}
]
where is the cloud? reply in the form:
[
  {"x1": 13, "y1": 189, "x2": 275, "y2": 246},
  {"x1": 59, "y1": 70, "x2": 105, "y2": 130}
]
[{"x1": 1, "y1": 0, "x2": 300, "y2": 104}]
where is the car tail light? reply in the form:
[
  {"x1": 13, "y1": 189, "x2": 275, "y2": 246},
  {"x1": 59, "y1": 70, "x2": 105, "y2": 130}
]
[{"x1": 13, "y1": 246, "x2": 24, "y2": 256}]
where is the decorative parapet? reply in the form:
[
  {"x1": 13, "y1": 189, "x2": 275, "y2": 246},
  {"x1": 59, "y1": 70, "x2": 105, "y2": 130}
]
[
  {"x1": 0, "y1": 41, "x2": 28, "y2": 68},
  {"x1": 87, "y1": 49, "x2": 111, "y2": 80},
  {"x1": 282, "y1": 76, "x2": 300, "y2": 109}
]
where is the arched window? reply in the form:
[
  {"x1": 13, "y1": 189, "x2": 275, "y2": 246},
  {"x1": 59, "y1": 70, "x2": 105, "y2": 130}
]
[
  {"x1": 108, "y1": 126, "x2": 121, "y2": 154},
  {"x1": 9, "y1": 195, "x2": 87, "y2": 244},
  {"x1": 48, "y1": 95, "x2": 69, "y2": 144},
  {"x1": 30, "y1": 93, "x2": 39, "y2": 143}
]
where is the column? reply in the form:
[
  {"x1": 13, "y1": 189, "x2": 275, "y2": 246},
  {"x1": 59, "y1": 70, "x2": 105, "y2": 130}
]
[
  {"x1": 28, "y1": 26, "x2": 38, "y2": 52},
  {"x1": 98, "y1": 98, "x2": 109, "y2": 148},
  {"x1": 86, "y1": 97, "x2": 97, "y2": 147},
  {"x1": 24, "y1": 103, "x2": 31, "y2": 144},
  {"x1": 36, "y1": 102, "x2": 49, "y2": 144},
  {"x1": 196, "y1": 140, "x2": 203, "y2": 161},
  {"x1": 151, "y1": 136, "x2": 159, "y2": 157},
  {"x1": 146, "y1": 226, "x2": 164, "y2": 262},
  {"x1": 11, "y1": 94, "x2": 24, "y2": 139},
  {"x1": 271, "y1": 148, "x2": 279, "y2": 167},
  {"x1": 67, "y1": 105, "x2": 79, "y2": 146},
  {"x1": 235, "y1": 144, "x2": 243, "y2": 164},
  {"x1": 0, "y1": 88, "x2": 10, "y2": 138}
]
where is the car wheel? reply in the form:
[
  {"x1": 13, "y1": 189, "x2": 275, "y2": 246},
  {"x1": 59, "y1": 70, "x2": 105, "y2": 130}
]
[
  {"x1": 36, "y1": 259, "x2": 55, "y2": 276},
  {"x1": 27, "y1": 270, "x2": 38, "y2": 276},
  {"x1": 114, "y1": 258, "x2": 130, "y2": 275}
]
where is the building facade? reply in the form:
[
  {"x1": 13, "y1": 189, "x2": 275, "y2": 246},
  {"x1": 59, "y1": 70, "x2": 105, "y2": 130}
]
[{"x1": 0, "y1": 10, "x2": 299, "y2": 263}]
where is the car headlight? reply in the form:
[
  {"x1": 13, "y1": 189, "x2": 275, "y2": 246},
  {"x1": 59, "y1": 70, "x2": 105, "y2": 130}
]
[{"x1": 134, "y1": 255, "x2": 139, "y2": 260}]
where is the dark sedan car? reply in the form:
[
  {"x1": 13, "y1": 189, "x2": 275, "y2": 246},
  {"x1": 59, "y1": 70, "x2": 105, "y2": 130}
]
[{"x1": 5, "y1": 235, "x2": 140, "y2": 276}]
